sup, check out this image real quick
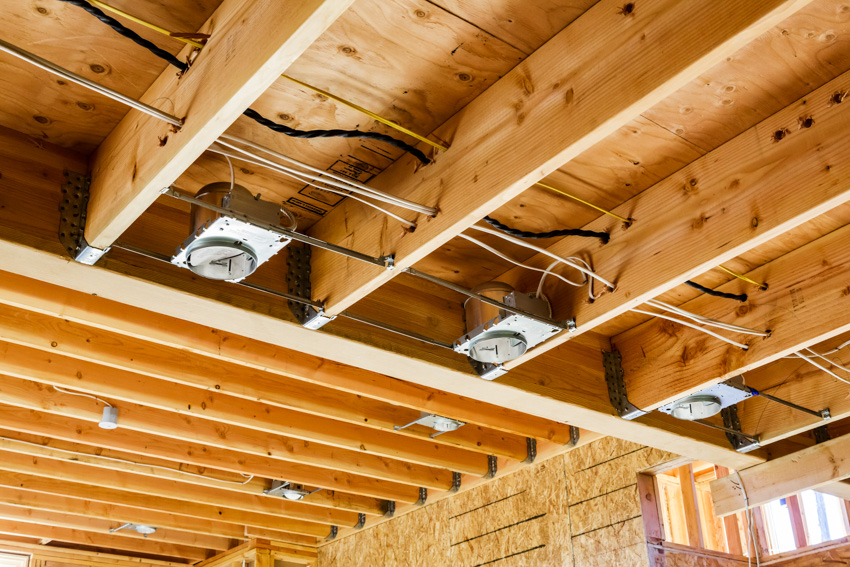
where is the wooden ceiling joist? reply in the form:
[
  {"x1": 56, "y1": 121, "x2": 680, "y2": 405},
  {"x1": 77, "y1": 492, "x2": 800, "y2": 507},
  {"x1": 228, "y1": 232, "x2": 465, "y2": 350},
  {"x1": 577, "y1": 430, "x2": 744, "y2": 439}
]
[
  {"x1": 0, "y1": 270, "x2": 575, "y2": 445},
  {"x1": 306, "y1": 0, "x2": 813, "y2": 315},
  {"x1": 0, "y1": 344, "x2": 488, "y2": 476},
  {"x1": 710, "y1": 431, "x2": 850, "y2": 516},
  {"x1": 500, "y1": 63, "x2": 850, "y2": 369},
  {"x1": 0, "y1": 504, "x2": 227, "y2": 553},
  {"x1": 0, "y1": 449, "x2": 355, "y2": 529},
  {"x1": 0, "y1": 486, "x2": 245, "y2": 542},
  {"x1": 0, "y1": 521, "x2": 208, "y2": 562},
  {"x1": 84, "y1": 0, "x2": 356, "y2": 249},
  {"x1": 0, "y1": 429, "x2": 385, "y2": 518},
  {"x1": 0, "y1": 405, "x2": 414, "y2": 506},
  {"x1": 0, "y1": 134, "x2": 766, "y2": 472},
  {"x1": 616, "y1": 219, "x2": 850, "y2": 411},
  {"x1": 0, "y1": 375, "x2": 452, "y2": 493},
  {"x1": 0, "y1": 468, "x2": 330, "y2": 538},
  {"x1": 0, "y1": 302, "x2": 532, "y2": 461}
]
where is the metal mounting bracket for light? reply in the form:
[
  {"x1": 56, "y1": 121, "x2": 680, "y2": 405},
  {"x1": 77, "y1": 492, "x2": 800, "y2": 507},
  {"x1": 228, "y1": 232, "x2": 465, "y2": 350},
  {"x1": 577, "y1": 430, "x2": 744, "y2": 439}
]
[
  {"x1": 264, "y1": 480, "x2": 321, "y2": 500},
  {"x1": 58, "y1": 171, "x2": 109, "y2": 265},
  {"x1": 393, "y1": 412, "x2": 466, "y2": 438},
  {"x1": 468, "y1": 358, "x2": 508, "y2": 380},
  {"x1": 110, "y1": 523, "x2": 156, "y2": 537},
  {"x1": 602, "y1": 351, "x2": 647, "y2": 420}
]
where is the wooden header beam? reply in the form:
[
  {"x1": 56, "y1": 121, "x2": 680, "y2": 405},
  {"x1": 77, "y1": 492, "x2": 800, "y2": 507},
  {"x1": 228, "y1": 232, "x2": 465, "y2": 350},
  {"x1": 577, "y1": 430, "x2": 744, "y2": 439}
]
[
  {"x1": 710, "y1": 432, "x2": 850, "y2": 516},
  {"x1": 84, "y1": 0, "x2": 356, "y2": 249},
  {"x1": 306, "y1": 0, "x2": 812, "y2": 315}
]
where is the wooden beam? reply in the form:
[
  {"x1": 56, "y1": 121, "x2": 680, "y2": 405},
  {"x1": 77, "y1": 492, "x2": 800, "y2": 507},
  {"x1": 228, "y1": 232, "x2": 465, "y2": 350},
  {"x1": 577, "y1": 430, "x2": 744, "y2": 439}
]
[
  {"x1": 0, "y1": 405, "x2": 413, "y2": 506},
  {"x1": 0, "y1": 504, "x2": 229, "y2": 552},
  {"x1": 306, "y1": 0, "x2": 812, "y2": 315},
  {"x1": 0, "y1": 375, "x2": 451, "y2": 492},
  {"x1": 0, "y1": 449, "x2": 354, "y2": 530},
  {"x1": 0, "y1": 540, "x2": 189, "y2": 567},
  {"x1": 0, "y1": 302, "x2": 529, "y2": 460},
  {"x1": 0, "y1": 469, "x2": 330, "y2": 538},
  {"x1": 615, "y1": 220, "x2": 850, "y2": 411},
  {"x1": 0, "y1": 126, "x2": 764, "y2": 472},
  {"x1": 0, "y1": 343, "x2": 489, "y2": 476},
  {"x1": 711, "y1": 432, "x2": 850, "y2": 516},
  {"x1": 83, "y1": 0, "x2": 355, "y2": 248},
  {"x1": 0, "y1": 521, "x2": 205, "y2": 562},
  {"x1": 0, "y1": 270, "x2": 575, "y2": 446},
  {"x1": 498, "y1": 61, "x2": 850, "y2": 370},
  {"x1": 0, "y1": 429, "x2": 385, "y2": 517},
  {"x1": 0, "y1": 485, "x2": 246, "y2": 541}
]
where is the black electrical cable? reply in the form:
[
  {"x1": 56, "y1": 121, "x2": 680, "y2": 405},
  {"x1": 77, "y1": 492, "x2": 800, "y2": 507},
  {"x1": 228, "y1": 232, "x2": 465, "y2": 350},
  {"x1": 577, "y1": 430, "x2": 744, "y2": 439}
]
[
  {"x1": 56, "y1": 0, "x2": 189, "y2": 72},
  {"x1": 482, "y1": 216, "x2": 609, "y2": 243},
  {"x1": 242, "y1": 109, "x2": 431, "y2": 166},
  {"x1": 58, "y1": 0, "x2": 433, "y2": 165},
  {"x1": 684, "y1": 280, "x2": 748, "y2": 302}
]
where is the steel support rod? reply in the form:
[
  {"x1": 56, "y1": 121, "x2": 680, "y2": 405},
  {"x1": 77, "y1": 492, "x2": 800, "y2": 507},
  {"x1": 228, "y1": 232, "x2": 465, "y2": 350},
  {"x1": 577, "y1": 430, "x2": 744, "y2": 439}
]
[
  {"x1": 0, "y1": 38, "x2": 183, "y2": 127},
  {"x1": 403, "y1": 267, "x2": 572, "y2": 330},
  {"x1": 339, "y1": 312, "x2": 455, "y2": 350},
  {"x1": 694, "y1": 419, "x2": 760, "y2": 444},
  {"x1": 753, "y1": 390, "x2": 830, "y2": 419},
  {"x1": 161, "y1": 187, "x2": 393, "y2": 268}
]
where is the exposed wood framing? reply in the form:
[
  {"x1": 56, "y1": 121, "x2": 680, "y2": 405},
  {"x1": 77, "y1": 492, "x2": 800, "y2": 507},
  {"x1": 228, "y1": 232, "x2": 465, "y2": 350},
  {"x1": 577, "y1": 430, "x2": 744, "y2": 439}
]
[
  {"x1": 307, "y1": 0, "x2": 812, "y2": 315},
  {"x1": 711, "y1": 432, "x2": 850, "y2": 516},
  {"x1": 84, "y1": 0, "x2": 356, "y2": 248}
]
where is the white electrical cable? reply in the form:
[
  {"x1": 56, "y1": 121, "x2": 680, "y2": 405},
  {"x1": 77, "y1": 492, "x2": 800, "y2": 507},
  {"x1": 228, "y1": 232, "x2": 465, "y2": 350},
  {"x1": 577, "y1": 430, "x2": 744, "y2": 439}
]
[
  {"x1": 734, "y1": 470, "x2": 760, "y2": 567},
  {"x1": 646, "y1": 299, "x2": 769, "y2": 336},
  {"x1": 0, "y1": 435, "x2": 254, "y2": 485},
  {"x1": 211, "y1": 141, "x2": 422, "y2": 225},
  {"x1": 457, "y1": 234, "x2": 586, "y2": 289},
  {"x1": 224, "y1": 154, "x2": 235, "y2": 192},
  {"x1": 793, "y1": 350, "x2": 850, "y2": 386},
  {"x1": 631, "y1": 308, "x2": 750, "y2": 349},
  {"x1": 52, "y1": 385, "x2": 113, "y2": 408},
  {"x1": 470, "y1": 224, "x2": 615, "y2": 290},
  {"x1": 208, "y1": 145, "x2": 416, "y2": 227},
  {"x1": 218, "y1": 136, "x2": 436, "y2": 216}
]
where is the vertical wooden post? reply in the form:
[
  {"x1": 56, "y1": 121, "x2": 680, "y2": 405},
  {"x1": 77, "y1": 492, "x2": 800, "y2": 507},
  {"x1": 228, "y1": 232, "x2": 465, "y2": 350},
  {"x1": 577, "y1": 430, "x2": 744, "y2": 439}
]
[
  {"x1": 638, "y1": 473, "x2": 667, "y2": 567},
  {"x1": 787, "y1": 495, "x2": 808, "y2": 549},
  {"x1": 677, "y1": 465, "x2": 705, "y2": 549},
  {"x1": 752, "y1": 507, "x2": 771, "y2": 557},
  {"x1": 714, "y1": 466, "x2": 744, "y2": 555}
]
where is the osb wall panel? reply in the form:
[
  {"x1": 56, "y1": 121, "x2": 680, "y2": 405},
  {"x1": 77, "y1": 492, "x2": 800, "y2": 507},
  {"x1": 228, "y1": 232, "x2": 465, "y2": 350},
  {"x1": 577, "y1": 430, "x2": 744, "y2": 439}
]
[{"x1": 319, "y1": 437, "x2": 678, "y2": 567}]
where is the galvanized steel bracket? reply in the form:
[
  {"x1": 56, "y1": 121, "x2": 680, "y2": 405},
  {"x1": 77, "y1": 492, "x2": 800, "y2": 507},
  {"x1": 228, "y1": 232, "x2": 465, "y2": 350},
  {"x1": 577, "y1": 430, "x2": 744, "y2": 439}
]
[
  {"x1": 286, "y1": 242, "x2": 335, "y2": 329},
  {"x1": 326, "y1": 526, "x2": 338, "y2": 541},
  {"x1": 415, "y1": 487, "x2": 427, "y2": 506},
  {"x1": 449, "y1": 472, "x2": 461, "y2": 493},
  {"x1": 58, "y1": 171, "x2": 108, "y2": 265},
  {"x1": 468, "y1": 357, "x2": 508, "y2": 380},
  {"x1": 721, "y1": 405, "x2": 760, "y2": 452},
  {"x1": 522, "y1": 437, "x2": 537, "y2": 464},
  {"x1": 603, "y1": 351, "x2": 647, "y2": 420},
  {"x1": 384, "y1": 500, "x2": 396, "y2": 518},
  {"x1": 484, "y1": 455, "x2": 497, "y2": 479},
  {"x1": 813, "y1": 425, "x2": 831, "y2": 444},
  {"x1": 354, "y1": 513, "x2": 366, "y2": 529},
  {"x1": 567, "y1": 426, "x2": 580, "y2": 447}
]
